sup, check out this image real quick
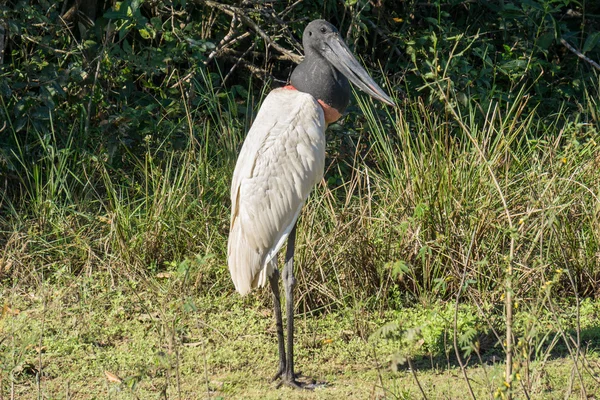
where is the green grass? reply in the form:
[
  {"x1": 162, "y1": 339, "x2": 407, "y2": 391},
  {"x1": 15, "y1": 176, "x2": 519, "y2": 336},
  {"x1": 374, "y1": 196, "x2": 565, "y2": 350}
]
[
  {"x1": 1, "y1": 272, "x2": 599, "y2": 399},
  {"x1": 1, "y1": 70, "x2": 600, "y2": 398}
]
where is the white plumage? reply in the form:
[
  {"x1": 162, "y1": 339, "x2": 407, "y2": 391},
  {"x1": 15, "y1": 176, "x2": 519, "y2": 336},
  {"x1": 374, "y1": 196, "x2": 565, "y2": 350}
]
[
  {"x1": 228, "y1": 88, "x2": 326, "y2": 296},
  {"x1": 227, "y1": 20, "x2": 394, "y2": 388}
]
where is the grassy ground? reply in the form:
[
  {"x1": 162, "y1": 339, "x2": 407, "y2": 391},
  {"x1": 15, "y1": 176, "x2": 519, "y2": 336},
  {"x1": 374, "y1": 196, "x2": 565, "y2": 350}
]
[
  {"x1": 2, "y1": 271, "x2": 599, "y2": 399},
  {"x1": 2, "y1": 62, "x2": 600, "y2": 400},
  {"x1": 2, "y1": 2, "x2": 600, "y2": 397}
]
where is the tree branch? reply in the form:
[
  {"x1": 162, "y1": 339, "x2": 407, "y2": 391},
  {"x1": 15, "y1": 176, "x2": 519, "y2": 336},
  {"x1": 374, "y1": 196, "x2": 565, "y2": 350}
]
[
  {"x1": 197, "y1": 0, "x2": 303, "y2": 64},
  {"x1": 560, "y1": 37, "x2": 600, "y2": 72},
  {"x1": 0, "y1": 22, "x2": 5, "y2": 65}
]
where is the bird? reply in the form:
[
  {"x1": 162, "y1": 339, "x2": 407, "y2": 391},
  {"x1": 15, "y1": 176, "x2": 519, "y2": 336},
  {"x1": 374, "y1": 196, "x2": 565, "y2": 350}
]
[{"x1": 227, "y1": 19, "x2": 395, "y2": 389}]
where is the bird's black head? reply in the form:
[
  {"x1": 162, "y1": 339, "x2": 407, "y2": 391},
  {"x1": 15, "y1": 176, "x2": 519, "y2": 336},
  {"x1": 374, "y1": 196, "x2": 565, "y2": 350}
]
[
  {"x1": 302, "y1": 20, "x2": 340, "y2": 57},
  {"x1": 290, "y1": 20, "x2": 394, "y2": 116}
]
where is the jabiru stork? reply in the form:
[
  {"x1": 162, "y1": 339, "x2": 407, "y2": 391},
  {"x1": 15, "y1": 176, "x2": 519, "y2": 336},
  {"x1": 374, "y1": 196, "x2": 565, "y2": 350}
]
[{"x1": 228, "y1": 19, "x2": 395, "y2": 388}]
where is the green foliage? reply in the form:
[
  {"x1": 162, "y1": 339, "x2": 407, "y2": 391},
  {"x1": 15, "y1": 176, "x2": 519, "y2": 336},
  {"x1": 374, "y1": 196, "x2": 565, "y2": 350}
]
[
  {"x1": 0, "y1": 4, "x2": 599, "y2": 397},
  {"x1": 0, "y1": 0, "x2": 220, "y2": 179},
  {"x1": 369, "y1": 302, "x2": 491, "y2": 361},
  {"x1": 390, "y1": 0, "x2": 600, "y2": 112},
  {"x1": 1, "y1": 0, "x2": 598, "y2": 302},
  {"x1": 3, "y1": 273, "x2": 599, "y2": 397},
  {"x1": 1, "y1": 0, "x2": 598, "y2": 201}
]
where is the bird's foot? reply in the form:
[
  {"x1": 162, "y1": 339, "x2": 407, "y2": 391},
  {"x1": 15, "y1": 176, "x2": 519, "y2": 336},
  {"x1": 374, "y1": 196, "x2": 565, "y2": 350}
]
[
  {"x1": 270, "y1": 364, "x2": 287, "y2": 382},
  {"x1": 272, "y1": 364, "x2": 302, "y2": 382},
  {"x1": 277, "y1": 376, "x2": 305, "y2": 390},
  {"x1": 274, "y1": 372, "x2": 326, "y2": 390}
]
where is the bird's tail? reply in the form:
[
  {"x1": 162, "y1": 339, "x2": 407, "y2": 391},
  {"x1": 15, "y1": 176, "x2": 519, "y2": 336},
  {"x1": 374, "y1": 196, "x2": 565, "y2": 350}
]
[{"x1": 227, "y1": 220, "x2": 272, "y2": 296}]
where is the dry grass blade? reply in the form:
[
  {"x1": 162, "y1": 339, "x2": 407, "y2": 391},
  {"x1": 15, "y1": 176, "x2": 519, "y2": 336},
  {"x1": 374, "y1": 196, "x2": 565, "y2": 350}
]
[{"x1": 103, "y1": 371, "x2": 122, "y2": 384}]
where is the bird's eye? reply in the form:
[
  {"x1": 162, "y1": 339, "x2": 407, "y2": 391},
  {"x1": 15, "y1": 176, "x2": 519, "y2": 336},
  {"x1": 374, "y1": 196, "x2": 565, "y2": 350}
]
[
  {"x1": 309, "y1": 31, "x2": 313, "y2": 36},
  {"x1": 320, "y1": 27, "x2": 327, "y2": 34}
]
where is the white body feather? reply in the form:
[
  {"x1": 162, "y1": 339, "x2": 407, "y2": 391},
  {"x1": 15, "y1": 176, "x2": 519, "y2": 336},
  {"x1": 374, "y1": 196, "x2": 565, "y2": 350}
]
[{"x1": 228, "y1": 88, "x2": 326, "y2": 296}]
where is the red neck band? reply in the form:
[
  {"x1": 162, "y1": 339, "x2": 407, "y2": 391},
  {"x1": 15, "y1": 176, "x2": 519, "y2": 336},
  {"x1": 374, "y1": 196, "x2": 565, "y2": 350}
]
[{"x1": 282, "y1": 85, "x2": 342, "y2": 124}]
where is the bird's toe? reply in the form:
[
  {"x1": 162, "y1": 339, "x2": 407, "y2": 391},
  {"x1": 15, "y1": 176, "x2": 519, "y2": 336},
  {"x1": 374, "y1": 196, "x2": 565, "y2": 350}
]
[{"x1": 271, "y1": 366, "x2": 285, "y2": 382}]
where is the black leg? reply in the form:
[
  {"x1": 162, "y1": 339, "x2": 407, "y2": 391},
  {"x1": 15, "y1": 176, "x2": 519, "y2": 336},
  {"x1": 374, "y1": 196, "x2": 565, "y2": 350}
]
[
  {"x1": 270, "y1": 224, "x2": 322, "y2": 390},
  {"x1": 281, "y1": 224, "x2": 304, "y2": 389},
  {"x1": 268, "y1": 268, "x2": 286, "y2": 381}
]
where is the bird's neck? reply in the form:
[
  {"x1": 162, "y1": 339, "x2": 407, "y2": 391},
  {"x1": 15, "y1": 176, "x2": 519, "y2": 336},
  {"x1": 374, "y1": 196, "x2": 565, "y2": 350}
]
[
  {"x1": 289, "y1": 56, "x2": 350, "y2": 121},
  {"x1": 283, "y1": 85, "x2": 342, "y2": 124}
]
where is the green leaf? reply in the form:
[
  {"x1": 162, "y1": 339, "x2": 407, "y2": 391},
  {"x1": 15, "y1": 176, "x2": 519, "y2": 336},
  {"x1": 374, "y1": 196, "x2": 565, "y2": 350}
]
[
  {"x1": 501, "y1": 59, "x2": 527, "y2": 72},
  {"x1": 520, "y1": 0, "x2": 542, "y2": 10},
  {"x1": 391, "y1": 260, "x2": 410, "y2": 278},
  {"x1": 150, "y1": 17, "x2": 162, "y2": 29},
  {"x1": 139, "y1": 28, "x2": 152, "y2": 40},
  {"x1": 537, "y1": 32, "x2": 554, "y2": 51},
  {"x1": 424, "y1": 17, "x2": 439, "y2": 26},
  {"x1": 130, "y1": 0, "x2": 142, "y2": 14},
  {"x1": 0, "y1": 81, "x2": 11, "y2": 97},
  {"x1": 103, "y1": 10, "x2": 127, "y2": 19},
  {"x1": 368, "y1": 321, "x2": 400, "y2": 342},
  {"x1": 503, "y1": 3, "x2": 521, "y2": 11},
  {"x1": 457, "y1": 91, "x2": 468, "y2": 106},
  {"x1": 583, "y1": 32, "x2": 600, "y2": 53},
  {"x1": 183, "y1": 297, "x2": 197, "y2": 313},
  {"x1": 15, "y1": 117, "x2": 27, "y2": 132},
  {"x1": 391, "y1": 353, "x2": 408, "y2": 371},
  {"x1": 414, "y1": 202, "x2": 428, "y2": 219}
]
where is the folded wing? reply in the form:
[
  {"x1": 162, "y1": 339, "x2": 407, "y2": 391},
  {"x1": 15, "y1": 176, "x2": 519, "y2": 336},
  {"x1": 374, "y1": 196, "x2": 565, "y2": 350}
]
[{"x1": 228, "y1": 88, "x2": 326, "y2": 295}]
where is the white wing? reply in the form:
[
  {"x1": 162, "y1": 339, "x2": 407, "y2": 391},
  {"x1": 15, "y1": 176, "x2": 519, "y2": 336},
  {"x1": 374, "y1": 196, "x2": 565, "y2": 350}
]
[{"x1": 228, "y1": 88, "x2": 326, "y2": 295}]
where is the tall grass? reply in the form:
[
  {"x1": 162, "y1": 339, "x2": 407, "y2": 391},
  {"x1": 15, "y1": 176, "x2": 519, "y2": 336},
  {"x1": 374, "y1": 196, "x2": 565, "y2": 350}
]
[
  {"x1": 2, "y1": 67, "x2": 598, "y2": 301},
  {"x1": 1, "y1": 64, "x2": 599, "y2": 398},
  {"x1": 1, "y1": 71, "x2": 240, "y2": 285},
  {"x1": 290, "y1": 85, "x2": 599, "y2": 312}
]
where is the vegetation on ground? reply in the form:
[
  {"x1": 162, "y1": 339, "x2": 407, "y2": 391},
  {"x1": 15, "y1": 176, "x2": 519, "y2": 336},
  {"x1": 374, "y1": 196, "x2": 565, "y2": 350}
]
[
  {"x1": 2, "y1": 273, "x2": 600, "y2": 398},
  {"x1": 1, "y1": 0, "x2": 599, "y2": 398}
]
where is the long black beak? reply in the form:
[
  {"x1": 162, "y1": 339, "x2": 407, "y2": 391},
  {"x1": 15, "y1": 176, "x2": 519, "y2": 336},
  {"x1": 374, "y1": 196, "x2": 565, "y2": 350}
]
[{"x1": 323, "y1": 34, "x2": 395, "y2": 107}]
